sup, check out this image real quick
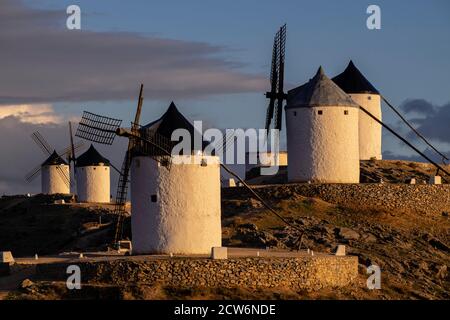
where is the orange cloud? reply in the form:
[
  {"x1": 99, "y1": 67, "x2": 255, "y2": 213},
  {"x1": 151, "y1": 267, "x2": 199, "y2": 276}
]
[{"x1": 0, "y1": 104, "x2": 62, "y2": 124}]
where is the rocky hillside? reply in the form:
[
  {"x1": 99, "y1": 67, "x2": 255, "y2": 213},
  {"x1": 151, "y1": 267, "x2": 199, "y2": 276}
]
[
  {"x1": 221, "y1": 188, "x2": 450, "y2": 299},
  {"x1": 0, "y1": 194, "x2": 120, "y2": 256},
  {"x1": 245, "y1": 160, "x2": 450, "y2": 185},
  {"x1": 1, "y1": 165, "x2": 449, "y2": 299}
]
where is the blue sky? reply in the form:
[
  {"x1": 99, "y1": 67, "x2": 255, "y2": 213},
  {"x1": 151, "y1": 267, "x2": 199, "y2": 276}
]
[
  {"x1": 1, "y1": 0, "x2": 450, "y2": 194},
  {"x1": 24, "y1": 1, "x2": 450, "y2": 129},
  {"x1": 26, "y1": 0, "x2": 450, "y2": 99}
]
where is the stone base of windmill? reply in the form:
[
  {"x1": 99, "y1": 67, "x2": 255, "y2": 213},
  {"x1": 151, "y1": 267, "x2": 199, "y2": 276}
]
[{"x1": 27, "y1": 248, "x2": 357, "y2": 291}]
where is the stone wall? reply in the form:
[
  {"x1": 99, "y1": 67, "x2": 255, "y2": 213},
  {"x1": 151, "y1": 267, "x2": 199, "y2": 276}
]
[
  {"x1": 35, "y1": 255, "x2": 358, "y2": 291},
  {"x1": 223, "y1": 183, "x2": 450, "y2": 215}
]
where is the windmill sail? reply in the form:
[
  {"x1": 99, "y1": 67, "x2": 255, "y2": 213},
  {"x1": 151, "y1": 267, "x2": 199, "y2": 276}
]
[
  {"x1": 25, "y1": 164, "x2": 42, "y2": 183},
  {"x1": 265, "y1": 24, "x2": 287, "y2": 133},
  {"x1": 31, "y1": 131, "x2": 52, "y2": 155},
  {"x1": 75, "y1": 111, "x2": 123, "y2": 145},
  {"x1": 265, "y1": 34, "x2": 278, "y2": 131},
  {"x1": 274, "y1": 24, "x2": 286, "y2": 131}
]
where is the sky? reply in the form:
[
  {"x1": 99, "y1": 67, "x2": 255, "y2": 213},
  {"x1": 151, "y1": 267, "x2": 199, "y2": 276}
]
[{"x1": 0, "y1": 0, "x2": 449, "y2": 194}]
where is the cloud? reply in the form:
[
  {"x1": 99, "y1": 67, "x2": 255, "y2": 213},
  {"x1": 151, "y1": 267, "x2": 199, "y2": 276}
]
[
  {"x1": 380, "y1": 97, "x2": 450, "y2": 164},
  {"x1": 382, "y1": 148, "x2": 448, "y2": 164},
  {"x1": 399, "y1": 99, "x2": 436, "y2": 116},
  {"x1": 401, "y1": 101, "x2": 450, "y2": 144},
  {"x1": 0, "y1": 104, "x2": 62, "y2": 124},
  {"x1": 0, "y1": 0, "x2": 266, "y2": 105}
]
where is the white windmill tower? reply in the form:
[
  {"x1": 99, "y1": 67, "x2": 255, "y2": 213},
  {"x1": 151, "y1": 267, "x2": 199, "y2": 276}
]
[
  {"x1": 40, "y1": 151, "x2": 70, "y2": 194},
  {"x1": 24, "y1": 129, "x2": 84, "y2": 195},
  {"x1": 285, "y1": 66, "x2": 360, "y2": 183},
  {"x1": 333, "y1": 61, "x2": 382, "y2": 160},
  {"x1": 74, "y1": 85, "x2": 221, "y2": 254},
  {"x1": 75, "y1": 144, "x2": 111, "y2": 203},
  {"x1": 130, "y1": 102, "x2": 221, "y2": 255}
]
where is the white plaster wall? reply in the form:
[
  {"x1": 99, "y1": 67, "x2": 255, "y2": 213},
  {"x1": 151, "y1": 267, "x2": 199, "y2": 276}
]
[
  {"x1": 350, "y1": 94, "x2": 382, "y2": 160},
  {"x1": 41, "y1": 165, "x2": 70, "y2": 194},
  {"x1": 130, "y1": 155, "x2": 222, "y2": 255},
  {"x1": 286, "y1": 106, "x2": 360, "y2": 183},
  {"x1": 76, "y1": 165, "x2": 110, "y2": 203}
]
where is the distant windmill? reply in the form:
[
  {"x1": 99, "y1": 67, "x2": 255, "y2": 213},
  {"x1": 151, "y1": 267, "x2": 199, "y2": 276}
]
[{"x1": 24, "y1": 124, "x2": 85, "y2": 194}]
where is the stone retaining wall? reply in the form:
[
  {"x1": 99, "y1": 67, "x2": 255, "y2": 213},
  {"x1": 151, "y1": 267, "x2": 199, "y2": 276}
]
[
  {"x1": 35, "y1": 255, "x2": 358, "y2": 291},
  {"x1": 224, "y1": 184, "x2": 450, "y2": 215}
]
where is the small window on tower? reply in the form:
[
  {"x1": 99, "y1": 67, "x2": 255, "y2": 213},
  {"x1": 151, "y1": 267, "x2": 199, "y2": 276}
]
[
  {"x1": 344, "y1": 110, "x2": 349, "y2": 115},
  {"x1": 93, "y1": 167, "x2": 96, "y2": 170},
  {"x1": 318, "y1": 110, "x2": 323, "y2": 115},
  {"x1": 368, "y1": 96, "x2": 372, "y2": 100},
  {"x1": 293, "y1": 111, "x2": 297, "y2": 116},
  {"x1": 151, "y1": 194, "x2": 157, "y2": 202}
]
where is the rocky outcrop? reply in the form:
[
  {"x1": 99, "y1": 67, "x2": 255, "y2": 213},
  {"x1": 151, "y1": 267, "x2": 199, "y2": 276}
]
[{"x1": 223, "y1": 183, "x2": 450, "y2": 215}]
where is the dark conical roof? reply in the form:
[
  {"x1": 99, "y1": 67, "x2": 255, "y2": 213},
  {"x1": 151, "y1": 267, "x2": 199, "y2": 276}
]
[
  {"x1": 140, "y1": 102, "x2": 205, "y2": 153},
  {"x1": 76, "y1": 144, "x2": 110, "y2": 167},
  {"x1": 41, "y1": 150, "x2": 68, "y2": 166},
  {"x1": 287, "y1": 66, "x2": 358, "y2": 109},
  {"x1": 142, "y1": 102, "x2": 196, "y2": 138},
  {"x1": 332, "y1": 60, "x2": 379, "y2": 94}
]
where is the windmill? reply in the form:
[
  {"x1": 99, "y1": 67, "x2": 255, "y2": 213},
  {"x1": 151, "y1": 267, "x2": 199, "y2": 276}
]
[
  {"x1": 265, "y1": 24, "x2": 287, "y2": 133},
  {"x1": 75, "y1": 84, "x2": 173, "y2": 246},
  {"x1": 24, "y1": 125, "x2": 85, "y2": 194},
  {"x1": 74, "y1": 83, "x2": 308, "y2": 254}
]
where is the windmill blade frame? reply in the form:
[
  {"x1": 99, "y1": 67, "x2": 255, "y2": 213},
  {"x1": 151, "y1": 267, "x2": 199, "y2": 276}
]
[
  {"x1": 75, "y1": 111, "x2": 123, "y2": 145},
  {"x1": 25, "y1": 164, "x2": 42, "y2": 183},
  {"x1": 55, "y1": 164, "x2": 71, "y2": 189},
  {"x1": 57, "y1": 141, "x2": 85, "y2": 161},
  {"x1": 274, "y1": 24, "x2": 286, "y2": 131},
  {"x1": 265, "y1": 24, "x2": 287, "y2": 133},
  {"x1": 265, "y1": 32, "x2": 279, "y2": 132},
  {"x1": 31, "y1": 131, "x2": 53, "y2": 156}
]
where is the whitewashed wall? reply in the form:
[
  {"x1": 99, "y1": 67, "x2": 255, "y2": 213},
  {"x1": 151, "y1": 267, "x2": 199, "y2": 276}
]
[
  {"x1": 76, "y1": 165, "x2": 110, "y2": 203},
  {"x1": 286, "y1": 106, "x2": 360, "y2": 183},
  {"x1": 350, "y1": 94, "x2": 382, "y2": 160},
  {"x1": 131, "y1": 155, "x2": 222, "y2": 255},
  {"x1": 41, "y1": 165, "x2": 70, "y2": 194}
]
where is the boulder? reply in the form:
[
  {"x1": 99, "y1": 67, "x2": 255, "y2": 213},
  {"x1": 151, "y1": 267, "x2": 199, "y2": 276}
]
[
  {"x1": 238, "y1": 223, "x2": 258, "y2": 231},
  {"x1": 21, "y1": 279, "x2": 34, "y2": 289},
  {"x1": 338, "y1": 227, "x2": 360, "y2": 241},
  {"x1": 361, "y1": 233, "x2": 377, "y2": 243}
]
